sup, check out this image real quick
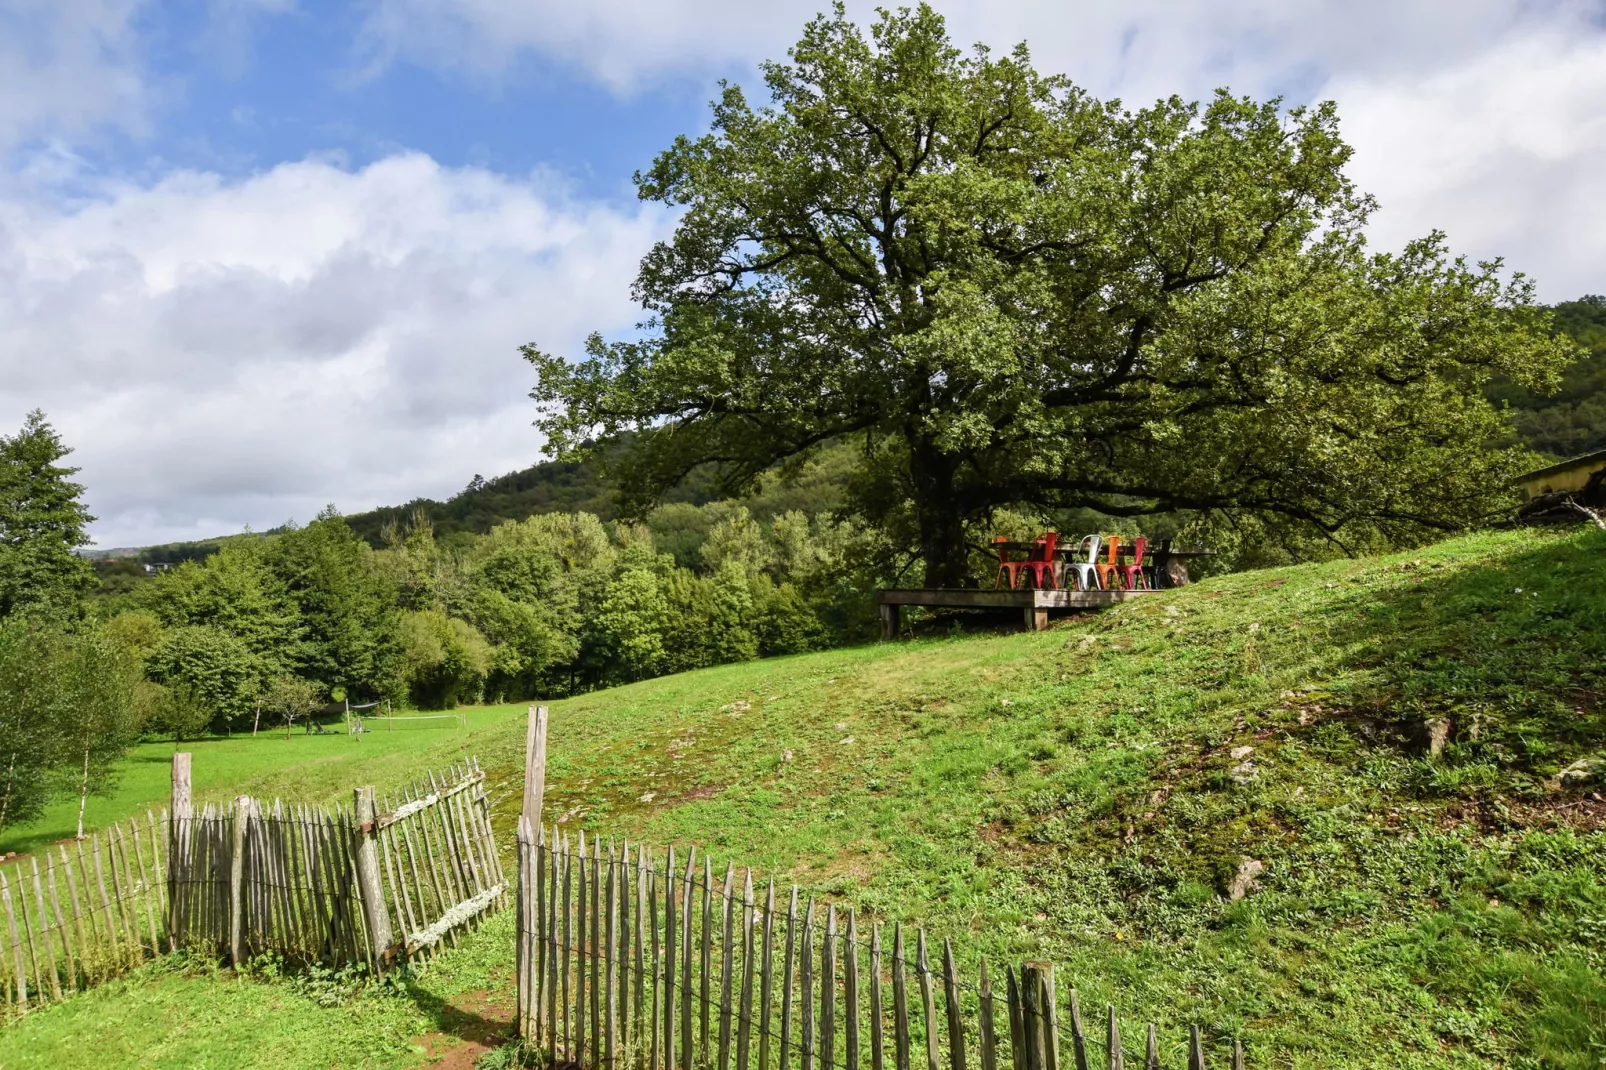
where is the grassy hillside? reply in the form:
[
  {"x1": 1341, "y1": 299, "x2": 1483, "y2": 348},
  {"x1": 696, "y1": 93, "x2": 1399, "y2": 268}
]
[{"x1": 5, "y1": 526, "x2": 1603, "y2": 1068}]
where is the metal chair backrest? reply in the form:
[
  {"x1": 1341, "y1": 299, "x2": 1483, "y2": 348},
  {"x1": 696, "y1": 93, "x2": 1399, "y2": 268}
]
[
  {"x1": 1078, "y1": 534, "x2": 1101, "y2": 563},
  {"x1": 1130, "y1": 536, "x2": 1147, "y2": 567},
  {"x1": 1104, "y1": 534, "x2": 1122, "y2": 564}
]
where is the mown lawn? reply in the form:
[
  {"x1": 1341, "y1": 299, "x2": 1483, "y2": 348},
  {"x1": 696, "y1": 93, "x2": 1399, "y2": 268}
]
[
  {"x1": 0, "y1": 906, "x2": 520, "y2": 1069},
  {"x1": 3, "y1": 526, "x2": 1603, "y2": 1068},
  {"x1": 0, "y1": 705, "x2": 527, "y2": 858}
]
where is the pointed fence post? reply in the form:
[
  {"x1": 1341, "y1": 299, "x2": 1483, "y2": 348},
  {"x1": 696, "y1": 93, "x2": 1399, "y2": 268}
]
[
  {"x1": 517, "y1": 705, "x2": 548, "y2": 1040},
  {"x1": 169, "y1": 753, "x2": 192, "y2": 944},
  {"x1": 524, "y1": 706, "x2": 548, "y2": 834},
  {"x1": 230, "y1": 796, "x2": 251, "y2": 965},
  {"x1": 353, "y1": 786, "x2": 393, "y2": 970}
]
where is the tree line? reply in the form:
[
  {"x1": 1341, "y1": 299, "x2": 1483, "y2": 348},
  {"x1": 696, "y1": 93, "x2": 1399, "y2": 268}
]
[{"x1": 102, "y1": 495, "x2": 886, "y2": 724}]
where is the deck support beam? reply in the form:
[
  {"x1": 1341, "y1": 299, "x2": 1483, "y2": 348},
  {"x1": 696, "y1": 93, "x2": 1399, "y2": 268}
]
[{"x1": 876, "y1": 587, "x2": 1157, "y2": 637}]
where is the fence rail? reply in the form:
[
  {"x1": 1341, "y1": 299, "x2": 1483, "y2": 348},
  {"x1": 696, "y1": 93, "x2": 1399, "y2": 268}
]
[
  {"x1": 371, "y1": 760, "x2": 506, "y2": 961},
  {"x1": 2, "y1": 752, "x2": 501, "y2": 1019},
  {"x1": 514, "y1": 829, "x2": 1246, "y2": 1070}
]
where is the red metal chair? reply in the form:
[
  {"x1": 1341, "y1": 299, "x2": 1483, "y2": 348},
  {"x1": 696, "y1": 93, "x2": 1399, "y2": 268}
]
[
  {"x1": 993, "y1": 537, "x2": 1028, "y2": 589},
  {"x1": 1116, "y1": 536, "x2": 1149, "y2": 590},
  {"x1": 1096, "y1": 534, "x2": 1123, "y2": 590},
  {"x1": 1019, "y1": 532, "x2": 1060, "y2": 589}
]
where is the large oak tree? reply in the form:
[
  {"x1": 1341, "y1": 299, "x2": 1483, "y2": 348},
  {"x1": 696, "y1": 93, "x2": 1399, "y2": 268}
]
[{"x1": 526, "y1": 4, "x2": 1576, "y2": 586}]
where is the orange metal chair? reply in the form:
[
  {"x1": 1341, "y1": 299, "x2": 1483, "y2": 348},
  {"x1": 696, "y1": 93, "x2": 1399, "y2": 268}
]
[
  {"x1": 1096, "y1": 534, "x2": 1123, "y2": 590},
  {"x1": 993, "y1": 537, "x2": 1028, "y2": 589},
  {"x1": 1116, "y1": 537, "x2": 1149, "y2": 590}
]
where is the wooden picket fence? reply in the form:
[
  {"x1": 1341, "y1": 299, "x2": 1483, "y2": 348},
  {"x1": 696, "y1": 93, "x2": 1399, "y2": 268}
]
[
  {"x1": 169, "y1": 754, "x2": 504, "y2": 971},
  {"x1": 1, "y1": 752, "x2": 502, "y2": 1018},
  {"x1": 514, "y1": 828, "x2": 1246, "y2": 1070},
  {"x1": 0, "y1": 810, "x2": 170, "y2": 1016},
  {"x1": 362, "y1": 756, "x2": 507, "y2": 963}
]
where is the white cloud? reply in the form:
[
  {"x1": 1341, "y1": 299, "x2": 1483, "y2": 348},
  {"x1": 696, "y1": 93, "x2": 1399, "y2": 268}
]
[
  {"x1": 358, "y1": 0, "x2": 1591, "y2": 100},
  {"x1": 1331, "y1": 31, "x2": 1606, "y2": 300},
  {"x1": 0, "y1": 154, "x2": 668, "y2": 547},
  {"x1": 360, "y1": 0, "x2": 1606, "y2": 299},
  {"x1": 0, "y1": 0, "x2": 150, "y2": 149}
]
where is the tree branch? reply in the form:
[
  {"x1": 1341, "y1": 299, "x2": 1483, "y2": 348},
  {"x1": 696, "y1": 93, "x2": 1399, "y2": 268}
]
[{"x1": 1566, "y1": 496, "x2": 1606, "y2": 532}]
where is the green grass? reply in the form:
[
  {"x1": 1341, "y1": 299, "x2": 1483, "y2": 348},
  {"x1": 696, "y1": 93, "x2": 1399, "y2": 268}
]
[
  {"x1": 4, "y1": 526, "x2": 1604, "y2": 1068},
  {"x1": 0, "y1": 906, "x2": 520, "y2": 1068},
  {"x1": 0, "y1": 706, "x2": 527, "y2": 857}
]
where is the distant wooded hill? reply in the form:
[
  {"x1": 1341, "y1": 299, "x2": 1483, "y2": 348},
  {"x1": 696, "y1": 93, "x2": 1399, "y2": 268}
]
[
  {"x1": 98, "y1": 440, "x2": 855, "y2": 579},
  {"x1": 1491, "y1": 294, "x2": 1606, "y2": 459},
  {"x1": 341, "y1": 438, "x2": 855, "y2": 550}
]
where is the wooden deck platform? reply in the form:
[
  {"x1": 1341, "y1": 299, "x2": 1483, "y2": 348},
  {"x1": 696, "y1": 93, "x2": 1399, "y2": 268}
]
[{"x1": 877, "y1": 586, "x2": 1160, "y2": 636}]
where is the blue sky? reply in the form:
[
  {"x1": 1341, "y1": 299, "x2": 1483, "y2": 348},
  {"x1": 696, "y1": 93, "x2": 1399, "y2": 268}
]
[
  {"x1": 5, "y1": 1, "x2": 714, "y2": 204},
  {"x1": 2, "y1": 0, "x2": 1603, "y2": 548}
]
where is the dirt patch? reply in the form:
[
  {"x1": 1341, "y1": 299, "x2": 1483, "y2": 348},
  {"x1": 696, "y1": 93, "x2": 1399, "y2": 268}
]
[
  {"x1": 1565, "y1": 686, "x2": 1600, "y2": 714},
  {"x1": 1450, "y1": 792, "x2": 1606, "y2": 834},
  {"x1": 414, "y1": 988, "x2": 515, "y2": 1069},
  {"x1": 798, "y1": 843, "x2": 889, "y2": 887}
]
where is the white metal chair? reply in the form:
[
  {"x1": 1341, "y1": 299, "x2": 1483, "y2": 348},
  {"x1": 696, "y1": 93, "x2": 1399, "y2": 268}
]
[{"x1": 1064, "y1": 534, "x2": 1102, "y2": 590}]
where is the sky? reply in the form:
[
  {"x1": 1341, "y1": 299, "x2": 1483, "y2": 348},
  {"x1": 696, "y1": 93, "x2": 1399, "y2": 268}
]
[{"x1": 2, "y1": 1, "x2": 1604, "y2": 550}]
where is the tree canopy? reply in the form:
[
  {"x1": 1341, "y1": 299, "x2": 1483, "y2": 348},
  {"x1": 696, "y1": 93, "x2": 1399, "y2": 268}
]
[
  {"x1": 0, "y1": 411, "x2": 95, "y2": 618},
  {"x1": 526, "y1": 4, "x2": 1579, "y2": 584}
]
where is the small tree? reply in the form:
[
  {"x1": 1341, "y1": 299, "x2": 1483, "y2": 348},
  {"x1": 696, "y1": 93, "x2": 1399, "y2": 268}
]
[
  {"x1": 0, "y1": 621, "x2": 62, "y2": 834},
  {"x1": 591, "y1": 566, "x2": 668, "y2": 683},
  {"x1": 398, "y1": 610, "x2": 494, "y2": 708},
  {"x1": 0, "y1": 622, "x2": 140, "y2": 839},
  {"x1": 146, "y1": 625, "x2": 259, "y2": 735},
  {"x1": 53, "y1": 629, "x2": 141, "y2": 839},
  {"x1": 259, "y1": 674, "x2": 321, "y2": 740},
  {"x1": 703, "y1": 560, "x2": 759, "y2": 664},
  {"x1": 147, "y1": 679, "x2": 216, "y2": 744}
]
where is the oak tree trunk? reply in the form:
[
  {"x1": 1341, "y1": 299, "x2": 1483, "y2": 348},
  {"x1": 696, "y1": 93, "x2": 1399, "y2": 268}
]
[{"x1": 909, "y1": 438, "x2": 971, "y2": 588}]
